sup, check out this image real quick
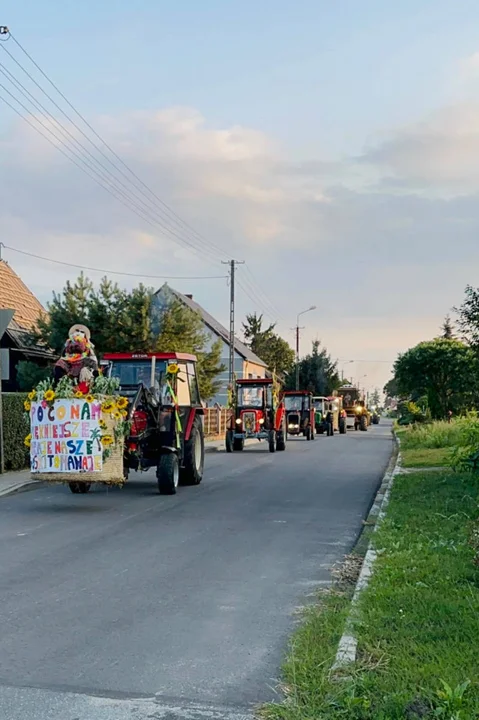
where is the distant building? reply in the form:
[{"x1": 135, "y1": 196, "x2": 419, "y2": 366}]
[
  {"x1": 0, "y1": 260, "x2": 54, "y2": 391},
  {"x1": 152, "y1": 284, "x2": 267, "y2": 405}
]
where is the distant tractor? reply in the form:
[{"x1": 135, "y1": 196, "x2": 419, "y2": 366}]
[
  {"x1": 226, "y1": 377, "x2": 287, "y2": 453},
  {"x1": 337, "y1": 384, "x2": 369, "y2": 431},
  {"x1": 312, "y1": 396, "x2": 346, "y2": 435},
  {"x1": 282, "y1": 391, "x2": 315, "y2": 440}
]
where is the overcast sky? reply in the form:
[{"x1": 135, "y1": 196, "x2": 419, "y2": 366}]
[{"x1": 2, "y1": 0, "x2": 479, "y2": 392}]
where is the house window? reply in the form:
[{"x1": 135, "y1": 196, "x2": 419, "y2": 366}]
[{"x1": 248, "y1": 373, "x2": 253, "y2": 379}]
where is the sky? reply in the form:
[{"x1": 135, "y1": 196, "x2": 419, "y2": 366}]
[{"x1": 2, "y1": 0, "x2": 479, "y2": 393}]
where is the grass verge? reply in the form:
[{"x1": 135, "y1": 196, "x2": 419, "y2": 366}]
[
  {"x1": 261, "y1": 469, "x2": 479, "y2": 719},
  {"x1": 401, "y1": 447, "x2": 451, "y2": 468}
]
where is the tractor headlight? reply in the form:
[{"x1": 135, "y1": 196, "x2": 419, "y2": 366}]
[
  {"x1": 259, "y1": 418, "x2": 264, "y2": 424},
  {"x1": 355, "y1": 406, "x2": 361, "y2": 414},
  {"x1": 235, "y1": 418, "x2": 242, "y2": 424}
]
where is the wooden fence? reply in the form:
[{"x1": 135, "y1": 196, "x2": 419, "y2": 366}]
[{"x1": 203, "y1": 408, "x2": 232, "y2": 438}]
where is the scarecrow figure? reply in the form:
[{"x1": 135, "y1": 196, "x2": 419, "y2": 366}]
[{"x1": 54, "y1": 324, "x2": 99, "y2": 388}]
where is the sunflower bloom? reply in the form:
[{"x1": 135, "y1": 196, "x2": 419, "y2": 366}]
[
  {"x1": 99, "y1": 419, "x2": 107, "y2": 430},
  {"x1": 101, "y1": 401, "x2": 116, "y2": 413},
  {"x1": 121, "y1": 410, "x2": 128, "y2": 419},
  {"x1": 167, "y1": 363, "x2": 179, "y2": 375},
  {"x1": 44, "y1": 389, "x2": 55, "y2": 403},
  {"x1": 24, "y1": 434, "x2": 32, "y2": 447},
  {"x1": 116, "y1": 397, "x2": 128, "y2": 410},
  {"x1": 27, "y1": 391, "x2": 36, "y2": 401},
  {"x1": 101, "y1": 434, "x2": 114, "y2": 447},
  {"x1": 24, "y1": 400, "x2": 31, "y2": 412},
  {"x1": 85, "y1": 394, "x2": 95, "y2": 403},
  {"x1": 113, "y1": 410, "x2": 122, "y2": 421},
  {"x1": 74, "y1": 391, "x2": 84, "y2": 399}
]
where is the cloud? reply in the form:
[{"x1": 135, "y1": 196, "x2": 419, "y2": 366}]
[
  {"x1": 360, "y1": 103, "x2": 479, "y2": 195},
  {"x1": 2, "y1": 102, "x2": 479, "y2": 394}
]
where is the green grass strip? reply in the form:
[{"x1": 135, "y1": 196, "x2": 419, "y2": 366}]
[{"x1": 262, "y1": 470, "x2": 479, "y2": 719}]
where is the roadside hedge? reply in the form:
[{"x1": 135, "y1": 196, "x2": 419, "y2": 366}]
[{"x1": 2, "y1": 393, "x2": 29, "y2": 471}]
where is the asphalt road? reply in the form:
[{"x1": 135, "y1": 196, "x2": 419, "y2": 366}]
[{"x1": 0, "y1": 422, "x2": 393, "y2": 720}]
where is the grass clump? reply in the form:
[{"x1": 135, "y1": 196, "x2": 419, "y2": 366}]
[
  {"x1": 262, "y1": 469, "x2": 479, "y2": 719},
  {"x1": 396, "y1": 415, "x2": 479, "y2": 451},
  {"x1": 401, "y1": 447, "x2": 451, "y2": 468}
]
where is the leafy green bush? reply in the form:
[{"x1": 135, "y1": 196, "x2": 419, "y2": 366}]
[
  {"x1": 399, "y1": 414, "x2": 479, "y2": 450},
  {"x1": 2, "y1": 393, "x2": 30, "y2": 471}
]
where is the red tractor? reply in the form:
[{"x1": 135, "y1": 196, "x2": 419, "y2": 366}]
[
  {"x1": 225, "y1": 377, "x2": 286, "y2": 453},
  {"x1": 282, "y1": 390, "x2": 315, "y2": 440},
  {"x1": 104, "y1": 352, "x2": 204, "y2": 495}
]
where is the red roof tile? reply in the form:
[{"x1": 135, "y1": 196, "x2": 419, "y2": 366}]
[{"x1": 0, "y1": 260, "x2": 46, "y2": 330}]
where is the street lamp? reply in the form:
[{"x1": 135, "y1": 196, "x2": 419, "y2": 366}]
[
  {"x1": 339, "y1": 359, "x2": 354, "y2": 383},
  {"x1": 295, "y1": 305, "x2": 316, "y2": 390}
]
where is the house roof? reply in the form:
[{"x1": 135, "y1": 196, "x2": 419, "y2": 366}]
[
  {"x1": 0, "y1": 260, "x2": 46, "y2": 330},
  {"x1": 155, "y1": 284, "x2": 267, "y2": 368}
]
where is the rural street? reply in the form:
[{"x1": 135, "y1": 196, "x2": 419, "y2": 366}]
[{"x1": 0, "y1": 422, "x2": 393, "y2": 720}]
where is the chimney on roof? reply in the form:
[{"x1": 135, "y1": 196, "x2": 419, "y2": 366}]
[{"x1": 185, "y1": 294, "x2": 193, "y2": 299}]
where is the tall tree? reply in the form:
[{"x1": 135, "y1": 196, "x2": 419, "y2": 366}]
[
  {"x1": 455, "y1": 285, "x2": 479, "y2": 347},
  {"x1": 441, "y1": 314, "x2": 455, "y2": 340},
  {"x1": 285, "y1": 340, "x2": 340, "y2": 395},
  {"x1": 369, "y1": 388, "x2": 381, "y2": 407},
  {"x1": 393, "y1": 338, "x2": 477, "y2": 419},
  {"x1": 242, "y1": 312, "x2": 295, "y2": 377}
]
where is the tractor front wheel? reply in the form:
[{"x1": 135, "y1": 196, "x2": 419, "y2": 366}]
[
  {"x1": 157, "y1": 453, "x2": 179, "y2": 495},
  {"x1": 276, "y1": 430, "x2": 286, "y2": 451},
  {"x1": 69, "y1": 481, "x2": 91, "y2": 494},
  {"x1": 360, "y1": 415, "x2": 368, "y2": 431},
  {"x1": 180, "y1": 418, "x2": 204, "y2": 486},
  {"x1": 306, "y1": 426, "x2": 312, "y2": 441},
  {"x1": 339, "y1": 418, "x2": 346, "y2": 434},
  {"x1": 225, "y1": 430, "x2": 234, "y2": 453}
]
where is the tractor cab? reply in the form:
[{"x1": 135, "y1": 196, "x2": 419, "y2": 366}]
[
  {"x1": 226, "y1": 377, "x2": 286, "y2": 454},
  {"x1": 282, "y1": 391, "x2": 315, "y2": 440},
  {"x1": 103, "y1": 352, "x2": 204, "y2": 494}
]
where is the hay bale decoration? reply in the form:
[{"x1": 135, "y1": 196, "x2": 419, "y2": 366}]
[{"x1": 24, "y1": 326, "x2": 130, "y2": 486}]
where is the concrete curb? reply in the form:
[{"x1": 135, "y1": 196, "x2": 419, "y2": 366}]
[{"x1": 332, "y1": 434, "x2": 402, "y2": 672}]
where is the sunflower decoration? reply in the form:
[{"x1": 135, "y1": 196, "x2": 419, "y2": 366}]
[
  {"x1": 24, "y1": 433, "x2": 32, "y2": 448},
  {"x1": 99, "y1": 419, "x2": 107, "y2": 430},
  {"x1": 113, "y1": 410, "x2": 122, "y2": 421},
  {"x1": 44, "y1": 389, "x2": 55, "y2": 403},
  {"x1": 101, "y1": 400, "x2": 116, "y2": 414},
  {"x1": 27, "y1": 390, "x2": 36, "y2": 402},
  {"x1": 121, "y1": 410, "x2": 128, "y2": 419},
  {"x1": 74, "y1": 390, "x2": 84, "y2": 399},
  {"x1": 85, "y1": 394, "x2": 95, "y2": 404},
  {"x1": 101, "y1": 434, "x2": 114, "y2": 447},
  {"x1": 167, "y1": 363, "x2": 179, "y2": 375},
  {"x1": 24, "y1": 400, "x2": 31, "y2": 412},
  {"x1": 116, "y1": 397, "x2": 128, "y2": 410}
]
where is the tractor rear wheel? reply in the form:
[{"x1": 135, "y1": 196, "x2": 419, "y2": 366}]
[
  {"x1": 269, "y1": 430, "x2": 276, "y2": 453},
  {"x1": 225, "y1": 430, "x2": 234, "y2": 453},
  {"x1": 339, "y1": 418, "x2": 346, "y2": 434},
  {"x1": 157, "y1": 453, "x2": 179, "y2": 495},
  {"x1": 179, "y1": 418, "x2": 204, "y2": 486},
  {"x1": 276, "y1": 430, "x2": 286, "y2": 451},
  {"x1": 69, "y1": 481, "x2": 91, "y2": 494},
  {"x1": 233, "y1": 437, "x2": 244, "y2": 451},
  {"x1": 306, "y1": 426, "x2": 312, "y2": 441},
  {"x1": 360, "y1": 415, "x2": 368, "y2": 431}
]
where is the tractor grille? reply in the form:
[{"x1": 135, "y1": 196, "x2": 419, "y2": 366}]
[
  {"x1": 288, "y1": 413, "x2": 300, "y2": 425},
  {"x1": 242, "y1": 411, "x2": 256, "y2": 433}
]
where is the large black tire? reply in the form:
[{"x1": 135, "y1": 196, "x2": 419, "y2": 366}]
[
  {"x1": 276, "y1": 430, "x2": 286, "y2": 451},
  {"x1": 69, "y1": 481, "x2": 91, "y2": 494},
  {"x1": 225, "y1": 430, "x2": 234, "y2": 453},
  {"x1": 179, "y1": 418, "x2": 204, "y2": 486},
  {"x1": 269, "y1": 430, "x2": 276, "y2": 453},
  {"x1": 157, "y1": 453, "x2": 179, "y2": 495},
  {"x1": 360, "y1": 415, "x2": 368, "y2": 432},
  {"x1": 339, "y1": 418, "x2": 346, "y2": 435},
  {"x1": 233, "y1": 437, "x2": 245, "y2": 451},
  {"x1": 305, "y1": 426, "x2": 312, "y2": 441}
]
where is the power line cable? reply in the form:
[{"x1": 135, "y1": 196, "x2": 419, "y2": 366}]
[{"x1": 0, "y1": 243, "x2": 228, "y2": 280}]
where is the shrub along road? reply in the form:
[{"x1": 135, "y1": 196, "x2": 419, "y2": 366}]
[{"x1": 0, "y1": 423, "x2": 393, "y2": 720}]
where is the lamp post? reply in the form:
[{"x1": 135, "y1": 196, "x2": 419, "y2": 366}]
[
  {"x1": 339, "y1": 359, "x2": 354, "y2": 382},
  {"x1": 295, "y1": 305, "x2": 316, "y2": 390}
]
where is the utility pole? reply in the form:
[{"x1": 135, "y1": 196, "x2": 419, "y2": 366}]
[
  {"x1": 222, "y1": 259, "x2": 244, "y2": 387},
  {"x1": 294, "y1": 305, "x2": 317, "y2": 391},
  {"x1": 0, "y1": 309, "x2": 15, "y2": 475}
]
